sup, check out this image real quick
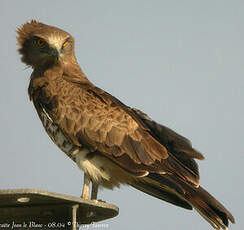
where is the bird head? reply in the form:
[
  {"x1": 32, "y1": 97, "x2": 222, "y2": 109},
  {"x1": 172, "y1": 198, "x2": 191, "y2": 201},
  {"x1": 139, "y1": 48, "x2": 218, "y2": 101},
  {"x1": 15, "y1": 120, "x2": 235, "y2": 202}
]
[{"x1": 17, "y1": 20, "x2": 76, "y2": 69}]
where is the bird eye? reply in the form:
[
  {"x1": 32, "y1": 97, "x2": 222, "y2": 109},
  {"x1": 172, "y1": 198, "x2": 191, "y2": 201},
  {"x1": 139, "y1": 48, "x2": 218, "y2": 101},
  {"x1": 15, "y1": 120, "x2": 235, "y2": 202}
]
[
  {"x1": 62, "y1": 41, "x2": 68, "y2": 48},
  {"x1": 36, "y1": 38, "x2": 46, "y2": 47}
]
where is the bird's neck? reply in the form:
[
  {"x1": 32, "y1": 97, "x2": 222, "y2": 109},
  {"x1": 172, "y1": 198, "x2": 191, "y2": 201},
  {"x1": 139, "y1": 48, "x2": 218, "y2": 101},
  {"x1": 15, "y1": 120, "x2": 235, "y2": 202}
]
[
  {"x1": 63, "y1": 61, "x2": 86, "y2": 78},
  {"x1": 31, "y1": 61, "x2": 92, "y2": 91},
  {"x1": 62, "y1": 61, "x2": 92, "y2": 85},
  {"x1": 32, "y1": 60, "x2": 86, "y2": 78}
]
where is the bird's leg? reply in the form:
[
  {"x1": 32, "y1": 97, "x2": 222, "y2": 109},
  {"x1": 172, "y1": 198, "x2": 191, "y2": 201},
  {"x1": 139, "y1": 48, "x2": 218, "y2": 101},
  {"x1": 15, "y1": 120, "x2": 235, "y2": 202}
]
[
  {"x1": 81, "y1": 173, "x2": 91, "y2": 199},
  {"x1": 91, "y1": 182, "x2": 99, "y2": 200}
]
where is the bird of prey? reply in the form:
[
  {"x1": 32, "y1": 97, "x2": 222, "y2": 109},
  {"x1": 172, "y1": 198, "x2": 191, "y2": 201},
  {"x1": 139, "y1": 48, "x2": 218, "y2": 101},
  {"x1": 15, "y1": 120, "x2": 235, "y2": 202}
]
[{"x1": 17, "y1": 20, "x2": 235, "y2": 230}]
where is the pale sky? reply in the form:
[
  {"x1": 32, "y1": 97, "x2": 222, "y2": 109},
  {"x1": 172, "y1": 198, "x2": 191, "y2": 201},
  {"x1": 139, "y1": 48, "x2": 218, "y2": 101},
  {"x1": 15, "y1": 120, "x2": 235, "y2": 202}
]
[{"x1": 0, "y1": 1, "x2": 243, "y2": 230}]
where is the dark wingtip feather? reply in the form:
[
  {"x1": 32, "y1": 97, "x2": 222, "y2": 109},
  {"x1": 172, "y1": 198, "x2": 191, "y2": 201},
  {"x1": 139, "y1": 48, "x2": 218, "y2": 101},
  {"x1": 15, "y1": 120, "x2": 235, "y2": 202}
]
[
  {"x1": 186, "y1": 186, "x2": 235, "y2": 229},
  {"x1": 131, "y1": 178, "x2": 193, "y2": 210}
]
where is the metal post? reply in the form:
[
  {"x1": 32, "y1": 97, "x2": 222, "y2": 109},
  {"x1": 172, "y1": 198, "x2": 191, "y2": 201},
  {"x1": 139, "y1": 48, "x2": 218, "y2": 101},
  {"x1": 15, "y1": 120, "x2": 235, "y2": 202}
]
[
  {"x1": 0, "y1": 189, "x2": 119, "y2": 230},
  {"x1": 72, "y1": 204, "x2": 79, "y2": 230}
]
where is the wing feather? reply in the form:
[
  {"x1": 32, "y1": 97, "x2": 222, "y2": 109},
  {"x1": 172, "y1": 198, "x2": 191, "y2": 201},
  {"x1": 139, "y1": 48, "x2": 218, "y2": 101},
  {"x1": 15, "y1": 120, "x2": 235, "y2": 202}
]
[
  {"x1": 132, "y1": 108, "x2": 204, "y2": 181},
  {"x1": 54, "y1": 76, "x2": 204, "y2": 186}
]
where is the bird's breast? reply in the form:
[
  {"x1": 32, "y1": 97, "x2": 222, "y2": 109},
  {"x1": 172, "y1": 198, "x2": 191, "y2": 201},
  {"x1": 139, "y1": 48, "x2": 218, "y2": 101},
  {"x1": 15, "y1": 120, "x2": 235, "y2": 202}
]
[{"x1": 39, "y1": 106, "x2": 78, "y2": 161}]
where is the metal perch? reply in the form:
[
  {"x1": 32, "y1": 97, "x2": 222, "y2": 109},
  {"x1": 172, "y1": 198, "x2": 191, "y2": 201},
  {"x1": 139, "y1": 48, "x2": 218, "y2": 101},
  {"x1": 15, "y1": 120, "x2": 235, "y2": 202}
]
[{"x1": 0, "y1": 189, "x2": 118, "y2": 230}]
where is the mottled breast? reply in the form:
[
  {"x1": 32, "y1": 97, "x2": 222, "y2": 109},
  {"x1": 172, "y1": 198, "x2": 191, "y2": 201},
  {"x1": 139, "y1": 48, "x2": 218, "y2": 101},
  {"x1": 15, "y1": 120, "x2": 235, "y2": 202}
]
[{"x1": 39, "y1": 106, "x2": 78, "y2": 161}]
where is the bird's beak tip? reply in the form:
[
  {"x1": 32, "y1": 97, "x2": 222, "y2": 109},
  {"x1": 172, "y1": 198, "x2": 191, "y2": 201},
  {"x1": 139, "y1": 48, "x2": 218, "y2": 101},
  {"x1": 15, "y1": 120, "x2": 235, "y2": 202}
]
[{"x1": 48, "y1": 48, "x2": 59, "y2": 60}]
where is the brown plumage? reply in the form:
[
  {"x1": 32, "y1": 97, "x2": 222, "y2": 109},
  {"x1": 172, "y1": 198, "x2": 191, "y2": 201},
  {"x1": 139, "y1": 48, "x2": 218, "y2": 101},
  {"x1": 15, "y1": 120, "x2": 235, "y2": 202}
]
[{"x1": 17, "y1": 20, "x2": 235, "y2": 229}]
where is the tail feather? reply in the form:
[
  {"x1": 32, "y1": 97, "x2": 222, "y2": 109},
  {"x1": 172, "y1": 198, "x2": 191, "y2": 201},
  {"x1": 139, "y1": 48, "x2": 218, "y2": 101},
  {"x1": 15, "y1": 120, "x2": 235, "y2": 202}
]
[
  {"x1": 185, "y1": 185, "x2": 235, "y2": 230},
  {"x1": 131, "y1": 175, "x2": 235, "y2": 230},
  {"x1": 131, "y1": 178, "x2": 192, "y2": 210}
]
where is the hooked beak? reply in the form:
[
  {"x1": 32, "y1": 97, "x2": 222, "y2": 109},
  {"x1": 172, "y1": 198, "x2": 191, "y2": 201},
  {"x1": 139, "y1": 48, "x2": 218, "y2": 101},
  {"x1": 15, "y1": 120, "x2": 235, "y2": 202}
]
[{"x1": 47, "y1": 48, "x2": 59, "y2": 61}]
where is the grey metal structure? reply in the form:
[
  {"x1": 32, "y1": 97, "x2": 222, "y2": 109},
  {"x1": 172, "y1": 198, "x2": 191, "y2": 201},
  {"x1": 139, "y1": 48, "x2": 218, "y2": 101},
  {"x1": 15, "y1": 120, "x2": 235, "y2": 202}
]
[{"x1": 0, "y1": 189, "x2": 119, "y2": 230}]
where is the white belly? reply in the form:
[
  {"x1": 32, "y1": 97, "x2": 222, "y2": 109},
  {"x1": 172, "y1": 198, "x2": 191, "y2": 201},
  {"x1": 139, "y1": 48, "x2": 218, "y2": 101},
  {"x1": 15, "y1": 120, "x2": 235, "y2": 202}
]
[
  {"x1": 75, "y1": 149, "x2": 111, "y2": 182},
  {"x1": 75, "y1": 148, "x2": 135, "y2": 189}
]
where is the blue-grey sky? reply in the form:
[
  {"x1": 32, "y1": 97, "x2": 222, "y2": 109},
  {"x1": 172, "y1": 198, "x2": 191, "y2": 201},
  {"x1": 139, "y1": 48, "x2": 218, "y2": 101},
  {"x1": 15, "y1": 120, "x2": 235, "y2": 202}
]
[{"x1": 0, "y1": 1, "x2": 243, "y2": 229}]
